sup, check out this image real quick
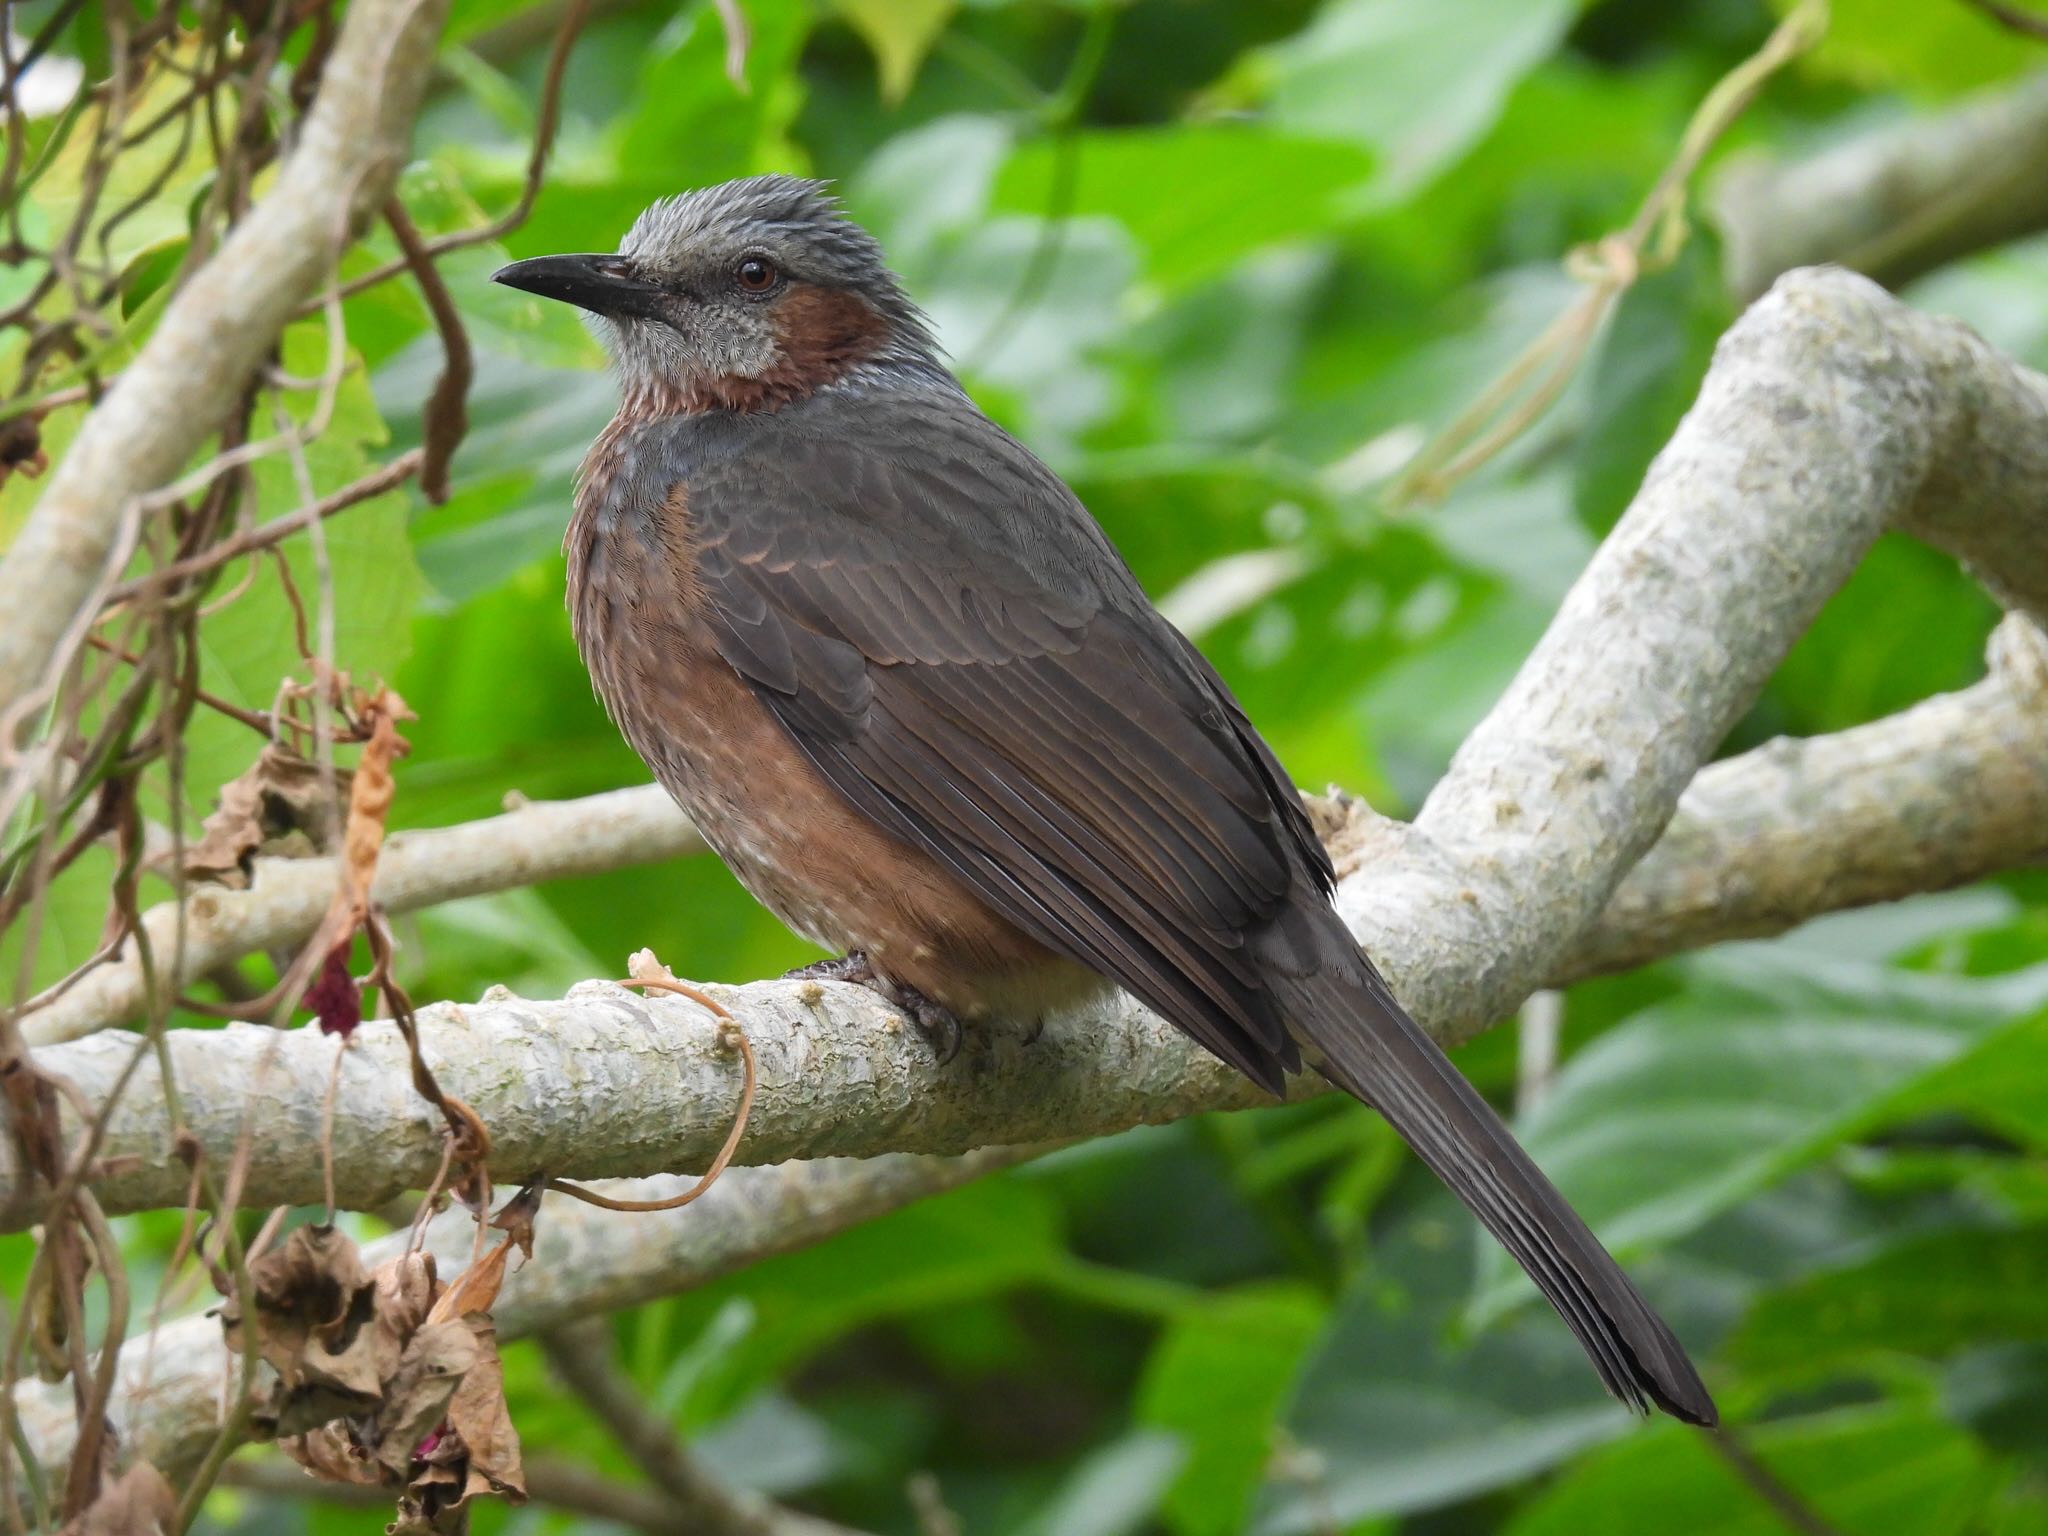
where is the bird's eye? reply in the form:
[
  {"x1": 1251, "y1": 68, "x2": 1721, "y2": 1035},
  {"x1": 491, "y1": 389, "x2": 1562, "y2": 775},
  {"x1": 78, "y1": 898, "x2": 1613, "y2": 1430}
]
[{"x1": 734, "y1": 257, "x2": 778, "y2": 294}]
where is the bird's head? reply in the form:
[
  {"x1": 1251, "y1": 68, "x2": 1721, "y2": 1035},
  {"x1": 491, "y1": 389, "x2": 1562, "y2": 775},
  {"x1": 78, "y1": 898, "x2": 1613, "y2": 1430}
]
[{"x1": 492, "y1": 175, "x2": 936, "y2": 416}]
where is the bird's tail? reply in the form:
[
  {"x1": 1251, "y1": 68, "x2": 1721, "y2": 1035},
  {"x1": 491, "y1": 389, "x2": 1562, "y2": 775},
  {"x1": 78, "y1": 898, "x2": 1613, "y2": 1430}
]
[{"x1": 1275, "y1": 932, "x2": 1716, "y2": 1426}]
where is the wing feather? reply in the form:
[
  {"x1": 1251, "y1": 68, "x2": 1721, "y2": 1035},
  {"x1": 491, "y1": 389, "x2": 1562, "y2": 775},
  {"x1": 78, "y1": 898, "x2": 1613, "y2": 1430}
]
[{"x1": 687, "y1": 391, "x2": 1314, "y2": 1087}]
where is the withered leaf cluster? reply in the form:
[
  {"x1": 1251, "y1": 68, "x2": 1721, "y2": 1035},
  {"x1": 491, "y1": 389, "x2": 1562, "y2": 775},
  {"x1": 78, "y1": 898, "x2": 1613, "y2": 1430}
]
[
  {"x1": 219, "y1": 1224, "x2": 524, "y2": 1531},
  {"x1": 183, "y1": 746, "x2": 345, "y2": 888}
]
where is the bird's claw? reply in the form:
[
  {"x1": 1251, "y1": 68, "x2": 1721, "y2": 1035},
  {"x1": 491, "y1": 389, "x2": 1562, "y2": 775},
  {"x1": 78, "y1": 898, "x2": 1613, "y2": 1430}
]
[
  {"x1": 901, "y1": 994, "x2": 963, "y2": 1065},
  {"x1": 783, "y1": 951, "x2": 878, "y2": 986},
  {"x1": 782, "y1": 952, "x2": 964, "y2": 1065}
]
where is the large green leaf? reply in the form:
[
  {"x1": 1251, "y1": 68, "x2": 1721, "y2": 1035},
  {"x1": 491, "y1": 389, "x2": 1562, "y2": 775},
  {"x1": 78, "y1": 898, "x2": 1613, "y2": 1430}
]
[
  {"x1": 1137, "y1": 1285, "x2": 1326, "y2": 1536},
  {"x1": 1249, "y1": 0, "x2": 1575, "y2": 199},
  {"x1": 1507, "y1": 1403, "x2": 1994, "y2": 1536},
  {"x1": 1257, "y1": 1208, "x2": 1632, "y2": 1533},
  {"x1": 1733, "y1": 1225, "x2": 2048, "y2": 1385},
  {"x1": 1473, "y1": 944, "x2": 2048, "y2": 1317},
  {"x1": 993, "y1": 126, "x2": 1374, "y2": 293}
]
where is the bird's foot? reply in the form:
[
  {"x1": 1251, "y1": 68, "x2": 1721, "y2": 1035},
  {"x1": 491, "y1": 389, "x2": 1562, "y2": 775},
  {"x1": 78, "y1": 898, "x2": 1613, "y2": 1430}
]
[
  {"x1": 782, "y1": 952, "x2": 963, "y2": 1065},
  {"x1": 891, "y1": 986, "x2": 964, "y2": 1066},
  {"x1": 783, "y1": 951, "x2": 879, "y2": 986}
]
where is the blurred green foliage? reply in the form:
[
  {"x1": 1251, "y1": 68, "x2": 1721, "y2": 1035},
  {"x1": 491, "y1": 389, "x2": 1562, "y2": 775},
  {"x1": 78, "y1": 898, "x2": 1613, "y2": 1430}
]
[{"x1": 9, "y1": 0, "x2": 2048, "y2": 1530}]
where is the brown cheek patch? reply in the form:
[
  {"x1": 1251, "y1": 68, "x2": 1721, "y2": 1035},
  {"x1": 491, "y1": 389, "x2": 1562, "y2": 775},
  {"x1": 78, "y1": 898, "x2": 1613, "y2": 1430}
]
[
  {"x1": 773, "y1": 286, "x2": 889, "y2": 381},
  {"x1": 679, "y1": 285, "x2": 889, "y2": 414}
]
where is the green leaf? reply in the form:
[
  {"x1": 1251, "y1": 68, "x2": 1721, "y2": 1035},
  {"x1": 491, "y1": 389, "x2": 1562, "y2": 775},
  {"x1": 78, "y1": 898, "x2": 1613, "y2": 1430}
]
[
  {"x1": 34, "y1": 42, "x2": 216, "y2": 269},
  {"x1": 1733, "y1": 1225, "x2": 2048, "y2": 1385},
  {"x1": 1772, "y1": 0, "x2": 2044, "y2": 95},
  {"x1": 1573, "y1": 242, "x2": 1731, "y2": 536},
  {"x1": 992, "y1": 126, "x2": 1374, "y2": 292},
  {"x1": 1259, "y1": 1209, "x2": 1632, "y2": 1533},
  {"x1": 1249, "y1": 0, "x2": 1575, "y2": 199},
  {"x1": 1760, "y1": 534, "x2": 2001, "y2": 738},
  {"x1": 401, "y1": 887, "x2": 607, "y2": 1004},
  {"x1": 1011, "y1": 1430, "x2": 1187, "y2": 1536},
  {"x1": 1509, "y1": 1403, "x2": 1994, "y2": 1536},
  {"x1": 1472, "y1": 948, "x2": 2048, "y2": 1318},
  {"x1": 1888, "y1": 1011, "x2": 2048, "y2": 1153},
  {"x1": 637, "y1": 1175, "x2": 1069, "y2": 1425},
  {"x1": 621, "y1": 0, "x2": 813, "y2": 178},
  {"x1": 1138, "y1": 1285, "x2": 1326, "y2": 1536},
  {"x1": 834, "y1": 0, "x2": 958, "y2": 104}
]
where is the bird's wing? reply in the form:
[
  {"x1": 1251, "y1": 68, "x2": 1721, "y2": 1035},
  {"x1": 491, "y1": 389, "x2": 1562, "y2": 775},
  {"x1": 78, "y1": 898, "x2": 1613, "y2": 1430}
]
[{"x1": 685, "y1": 392, "x2": 1330, "y2": 1090}]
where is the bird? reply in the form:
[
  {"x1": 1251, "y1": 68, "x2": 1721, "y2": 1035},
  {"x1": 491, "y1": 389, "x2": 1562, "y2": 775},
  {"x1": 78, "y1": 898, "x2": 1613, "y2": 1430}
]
[{"x1": 493, "y1": 174, "x2": 1716, "y2": 1426}]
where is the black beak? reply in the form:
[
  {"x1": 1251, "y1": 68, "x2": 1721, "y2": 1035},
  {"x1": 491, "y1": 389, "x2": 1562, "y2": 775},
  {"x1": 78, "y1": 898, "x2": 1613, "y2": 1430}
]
[{"x1": 491, "y1": 254, "x2": 664, "y2": 319}]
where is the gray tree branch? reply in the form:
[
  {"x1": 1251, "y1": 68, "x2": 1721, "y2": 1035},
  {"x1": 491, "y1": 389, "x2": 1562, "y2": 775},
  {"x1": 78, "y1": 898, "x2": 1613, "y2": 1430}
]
[
  {"x1": 1714, "y1": 71, "x2": 2048, "y2": 303},
  {"x1": 0, "y1": 0, "x2": 452, "y2": 713},
  {"x1": 22, "y1": 784, "x2": 705, "y2": 1047},
  {"x1": 1561, "y1": 614, "x2": 2048, "y2": 982},
  {"x1": 13, "y1": 599, "x2": 2042, "y2": 1232}
]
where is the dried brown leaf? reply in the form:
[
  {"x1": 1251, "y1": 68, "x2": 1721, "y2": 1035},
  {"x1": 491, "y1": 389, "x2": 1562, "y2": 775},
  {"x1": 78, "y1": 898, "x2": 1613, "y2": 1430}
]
[
  {"x1": 0, "y1": 414, "x2": 46, "y2": 486},
  {"x1": 399, "y1": 1316, "x2": 525, "y2": 1528},
  {"x1": 338, "y1": 694, "x2": 409, "y2": 916},
  {"x1": 441, "y1": 1319, "x2": 525, "y2": 1503},
  {"x1": 426, "y1": 1230, "x2": 517, "y2": 1327},
  {"x1": 185, "y1": 746, "x2": 341, "y2": 887},
  {"x1": 297, "y1": 1250, "x2": 436, "y2": 1408},
  {"x1": 487, "y1": 1181, "x2": 542, "y2": 1266},
  {"x1": 224, "y1": 1229, "x2": 443, "y2": 1439},
  {"x1": 370, "y1": 1320, "x2": 479, "y2": 1481},
  {"x1": 281, "y1": 1424, "x2": 381, "y2": 1487},
  {"x1": 226, "y1": 1224, "x2": 368, "y2": 1382},
  {"x1": 55, "y1": 1461, "x2": 176, "y2": 1534}
]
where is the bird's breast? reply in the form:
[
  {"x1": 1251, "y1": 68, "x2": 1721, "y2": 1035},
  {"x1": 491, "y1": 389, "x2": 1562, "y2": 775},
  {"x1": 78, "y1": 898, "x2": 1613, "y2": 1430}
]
[{"x1": 563, "y1": 438, "x2": 1076, "y2": 1013}]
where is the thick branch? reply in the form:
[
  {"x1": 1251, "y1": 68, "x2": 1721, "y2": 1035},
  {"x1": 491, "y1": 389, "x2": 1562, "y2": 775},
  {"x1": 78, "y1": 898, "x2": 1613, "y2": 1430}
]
[
  {"x1": 1561, "y1": 616, "x2": 2048, "y2": 980},
  {"x1": 1343, "y1": 266, "x2": 2048, "y2": 1039},
  {"x1": 15, "y1": 1150, "x2": 1028, "y2": 1495},
  {"x1": 1714, "y1": 72, "x2": 2048, "y2": 303},
  {"x1": 22, "y1": 785, "x2": 702, "y2": 1046},
  {"x1": 0, "y1": 0, "x2": 453, "y2": 711}
]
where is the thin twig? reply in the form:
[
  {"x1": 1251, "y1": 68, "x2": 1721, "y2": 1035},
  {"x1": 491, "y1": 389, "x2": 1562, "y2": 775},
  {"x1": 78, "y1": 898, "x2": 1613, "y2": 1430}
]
[
  {"x1": 712, "y1": 0, "x2": 751, "y2": 88},
  {"x1": 1703, "y1": 1427, "x2": 1851, "y2": 1536},
  {"x1": 1385, "y1": 0, "x2": 1826, "y2": 506},
  {"x1": 318, "y1": 0, "x2": 590, "y2": 306},
  {"x1": 102, "y1": 449, "x2": 422, "y2": 608},
  {"x1": 382, "y1": 199, "x2": 471, "y2": 502}
]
